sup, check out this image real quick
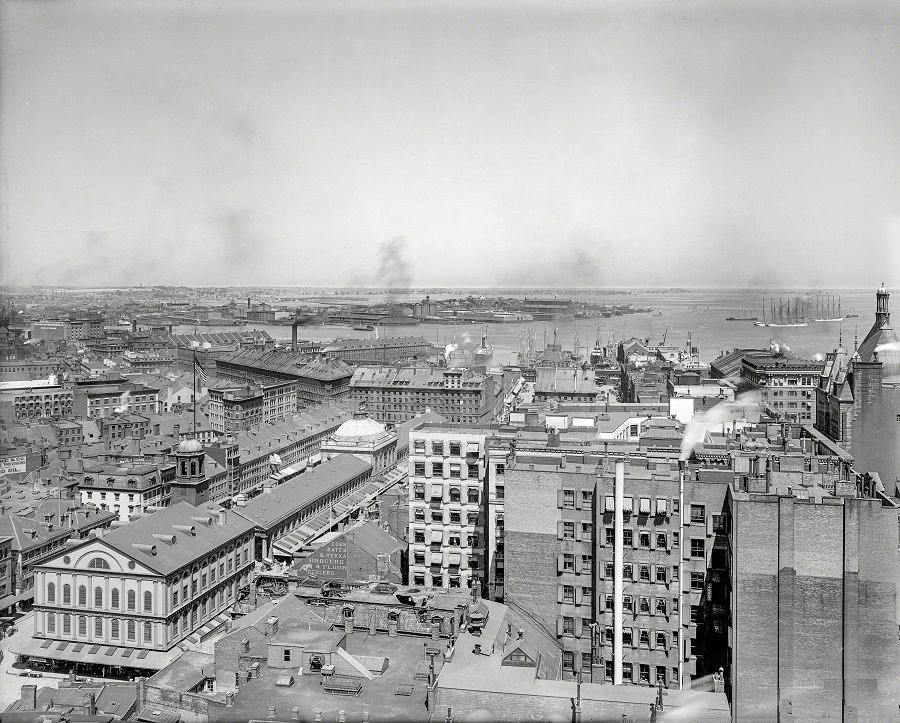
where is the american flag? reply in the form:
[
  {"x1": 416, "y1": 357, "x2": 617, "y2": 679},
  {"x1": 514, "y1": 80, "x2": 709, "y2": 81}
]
[{"x1": 193, "y1": 352, "x2": 209, "y2": 383}]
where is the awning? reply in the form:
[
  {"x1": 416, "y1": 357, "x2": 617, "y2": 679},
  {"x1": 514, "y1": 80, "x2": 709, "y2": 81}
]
[
  {"x1": 430, "y1": 486, "x2": 444, "y2": 499},
  {"x1": 0, "y1": 589, "x2": 34, "y2": 609},
  {"x1": 466, "y1": 443, "x2": 480, "y2": 453},
  {"x1": 639, "y1": 498, "x2": 652, "y2": 514},
  {"x1": 430, "y1": 530, "x2": 444, "y2": 543},
  {"x1": 656, "y1": 499, "x2": 668, "y2": 514},
  {"x1": 10, "y1": 636, "x2": 174, "y2": 670},
  {"x1": 448, "y1": 553, "x2": 461, "y2": 566}
]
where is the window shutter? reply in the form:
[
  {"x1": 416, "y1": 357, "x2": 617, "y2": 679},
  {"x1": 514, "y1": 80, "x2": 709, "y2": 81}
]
[
  {"x1": 649, "y1": 531, "x2": 656, "y2": 550},
  {"x1": 666, "y1": 567, "x2": 672, "y2": 585},
  {"x1": 557, "y1": 490, "x2": 565, "y2": 509},
  {"x1": 574, "y1": 618, "x2": 583, "y2": 638},
  {"x1": 706, "y1": 515, "x2": 713, "y2": 537},
  {"x1": 575, "y1": 587, "x2": 582, "y2": 606},
  {"x1": 650, "y1": 630, "x2": 657, "y2": 650},
  {"x1": 557, "y1": 522, "x2": 565, "y2": 540},
  {"x1": 632, "y1": 532, "x2": 639, "y2": 550},
  {"x1": 556, "y1": 617, "x2": 564, "y2": 637},
  {"x1": 599, "y1": 529, "x2": 606, "y2": 548},
  {"x1": 557, "y1": 555, "x2": 565, "y2": 574},
  {"x1": 649, "y1": 597, "x2": 656, "y2": 616},
  {"x1": 574, "y1": 491, "x2": 582, "y2": 510},
  {"x1": 557, "y1": 585, "x2": 564, "y2": 604},
  {"x1": 682, "y1": 542, "x2": 691, "y2": 561},
  {"x1": 632, "y1": 565, "x2": 639, "y2": 583},
  {"x1": 574, "y1": 525, "x2": 582, "y2": 542}
]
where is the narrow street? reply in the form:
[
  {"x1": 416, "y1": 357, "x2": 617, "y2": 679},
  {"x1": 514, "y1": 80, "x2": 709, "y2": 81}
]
[{"x1": 0, "y1": 612, "x2": 60, "y2": 711}]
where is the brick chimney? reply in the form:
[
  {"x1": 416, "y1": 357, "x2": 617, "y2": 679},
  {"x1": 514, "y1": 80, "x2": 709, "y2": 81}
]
[{"x1": 20, "y1": 684, "x2": 37, "y2": 711}]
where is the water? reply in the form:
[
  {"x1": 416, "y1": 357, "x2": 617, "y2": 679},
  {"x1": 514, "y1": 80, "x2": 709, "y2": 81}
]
[{"x1": 174, "y1": 289, "x2": 880, "y2": 366}]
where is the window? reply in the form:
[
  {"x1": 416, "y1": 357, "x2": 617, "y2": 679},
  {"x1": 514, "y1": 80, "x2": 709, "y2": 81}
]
[
  {"x1": 144, "y1": 591, "x2": 152, "y2": 612},
  {"x1": 562, "y1": 585, "x2": 575, "y2": 604},
  {"x1": 78, "y1": 585, "x2": 87, "y2": 606},
  {"x1": 414, "y1": 508, "x2": 425, "y2": 522},
  {"x1": 47, "y1": 614, "x2": 56, "y2": 633},
  {"x1": 623, "y1": 529, "x2": 633, "y2": 547},
  {"x1": 622, "y1": 627, "x2": 633, "y2": 646},
  {"x1": 581, "y1": 522, "x2": 593, "y2": 538},
  {"x1": 414, "y1": 530, "x2": 425, "y2": 544},
  {"x1": 622, "y1": 662, "x2": 633, "y2": 681},
  {"x1": 414, "y1": 464, "x2": 426, "y2": 477},
  {"x1": 63, "y1": 614, "x2": 71, "y2": 634},
  {"x1": 656, "y1": 666, "x2": 668, "y2": 687},
  {"x1": 111, "y1": 589, "x2": 119, "y2": 609},
  {"x1": 111, "y1": 619, "x2": 119, "y2": 638},
  {"x1": 656, "y1": 631, "x2": 667, "y2": 649},
  {"x1": 604, "y1": 562, "x2": 614, "y2": 578},
  {"x1": 639, "y1": 531, "x2": 650, "y2": 548},
  {"x1": 639, "y1": 663, "x2": 651, "y2": 683},
  {"x1": 431, "y1": 441, "x2": 443, "y2": 456},
  {"x1": 88, "y1": 557, "x2": 111, "y2": 569},
  {"x1": 691, "y1": 539, "x2": 706, "y2": 558},
  {"x1": 127, "y1": 590, "x2": 136, "y2": 610},
  {"x1": 563, "y1": 554, "x2": 575, "y2": 572},
  {"x1": 95, "y1": 617, "x2": 103, "y2": 637},
  {"x1": 562, "y1": 617, "x2": 575, "y2": 635},
  {"x1": 623, "y1": 563, "x2": 632, "y2": 579},
  {"x1": 639, "y1": 628, "x2": 650, "y2": 647},
  {"x1": 563, "y1": 490, "x2": 575, "y2": 509},
  {"x1": 432, "y1": 462, "x2": 444, "y2": 476},
  {"x1": 672, "y1": 532, "x2": 679, "y2": 548},
  {"x1": 689, "y1": 605, "x2": 700, "y2": 624},
  {"x1": 639, "y1": 596, "x2": 650, "y2": 613},
  {"x1": 712, "y1": 515, "x2": 725, "y2": 533},
  {"x1": 656, "y1": 598, "x2": 667, "y2": 616},
  {"x1": 78, "y1": 616, "x2": 87, "y2": 636},
  {"x1": 623, "y1": 595, "x2": 633, "y2": 613},
  {"x1": 690, "y1": 505, "x2": 705, "y2": 523},
  {"x1": 656, "y1": 566, "x2": 668, "y2": 584},
  {"x1": 656, "y1": 532, "x2": 667, "y2": 549},
  {"x1": 283, "y1": 648, "x2": 292, "y2": 662},
  {"x1": 605, "y1": 661, "x2": 614, "y2": 679},
  {"x1": 581, "y1": 490, "x2": 593, "y2": 509},
  {"x1": 604, "y1": 593, "x2": 613, "y2": 610},
  {"x1": 672, "y1": 500, "x2": 679, "y2": 515},
  {"x1": 691, "y1": 572, "x2": 705, "y2": 591},
  {"x1": 144, "y1": 622, "x2": 152, "y2": 642},
  {"x1": 582, "y1": 585, "x2": 592, "y2": 603},
  {"x1": 582, "y1": 652, "x2": 594, "y2": 670},
  {"x1": 563, "y1": 522, "x2": 575, "y2": 539},
  {"x1": 581, "y1": 553, "x2": 592, "y2": 570},
  {"x1": 47, "y1": 582, "x2": 55, "y2": 603},
  {"x1": 605, "y1": 528, "x2": 615, "y2": 545},
  {"x1": 94, "y1": 587, "x2": 103, "y2": 607},
  {"x1": 639, "y1": 564, "x2": 651, "y2": 582},
  {"x1": 562, "y1": 651, "x2": 574, "y2": 670},
  {"x1": 496, "y1": 464, "x2": 505, "y2": 476}
]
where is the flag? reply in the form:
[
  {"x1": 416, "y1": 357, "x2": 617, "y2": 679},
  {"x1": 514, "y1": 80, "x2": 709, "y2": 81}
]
[{"x1": 193, "y1": 352, "x2": 209, "y2": 383}]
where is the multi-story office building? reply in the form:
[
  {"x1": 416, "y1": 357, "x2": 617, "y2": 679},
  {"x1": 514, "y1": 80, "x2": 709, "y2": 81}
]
[
  {"x1": 739, "y1": 350, "x2": 823, "y2": 423},
  {"x1": 407, "y1": 426, "x2": 488, "y2": 591},
  {"x1": 0, "y1": 536, "x2": 14, "y2": 613},
  {"x1": 20, "y1": 502, "x2": 256, "y2": 675},
  {"x1": 206, "y1": 381, "x2": 297, "y2": 433},
  {"x1": 350, "y1": 366, "x2": 503, "y2": 425},
  {"x1": 0, "y1": 376, "x2": 74, "y2": 422},
  {"x1": 0, "y1": 357, "x2": 67, "y2": 379},
  {"x1": 320, "y1": 336, "x2": 432, "y2": 364},
  {"x1": 216, "y1": 348, "x2": 353, "y2": 407},
  {"x1": 73, "y1": 379, "x2": 160, "y2": 418},
  {"x1": 30, "y1": 321, "x2": 69, "y2": 343},
  {"x1": 79, "y1": 461, "x2": 168, "y2": 523},
  {"x1": 68, "y1": 313, "x2": 105, "y2": 341}
]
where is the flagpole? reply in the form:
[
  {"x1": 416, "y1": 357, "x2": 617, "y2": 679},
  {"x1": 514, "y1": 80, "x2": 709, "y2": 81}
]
[{"x1": 193, "y1": 350, "x2": 198, "y2": 440}]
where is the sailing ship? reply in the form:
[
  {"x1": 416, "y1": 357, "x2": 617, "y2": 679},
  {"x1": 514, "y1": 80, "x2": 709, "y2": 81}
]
[
  {"x1": 811, "y1": 293, "x2": 845, "y2": 322},
  {"x1": 754, "y1": 296, "x2": 809, "y2": 327},
  {"x1": 725, "y1": 310, "x2": 758, "y2": 321}
]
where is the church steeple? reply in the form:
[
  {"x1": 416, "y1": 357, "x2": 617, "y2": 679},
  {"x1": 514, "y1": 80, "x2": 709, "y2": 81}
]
[{"x1": 171, "y1": 438, "x2": 209, "y2": 506}]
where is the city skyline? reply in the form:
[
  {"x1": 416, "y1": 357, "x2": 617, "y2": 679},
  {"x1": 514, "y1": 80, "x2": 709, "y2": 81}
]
[{"x1": 3, "y1": 0, "x2": 900, "y2": 288}]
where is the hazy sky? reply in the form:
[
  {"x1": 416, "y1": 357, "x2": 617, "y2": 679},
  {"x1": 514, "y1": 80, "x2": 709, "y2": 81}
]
[{"x1": 2, "y1": 0, "x2": 899, "y2": 288}]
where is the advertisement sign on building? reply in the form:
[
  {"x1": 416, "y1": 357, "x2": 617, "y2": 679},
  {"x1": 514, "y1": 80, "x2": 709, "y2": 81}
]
[{"x1": 0, "y1": 456, "x2": 27, "y2": 475}]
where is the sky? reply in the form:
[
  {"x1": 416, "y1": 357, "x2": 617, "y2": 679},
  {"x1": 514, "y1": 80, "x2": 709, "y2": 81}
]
[{"x1": 2, "y1": 0, "x2": 899, "y2": 289}]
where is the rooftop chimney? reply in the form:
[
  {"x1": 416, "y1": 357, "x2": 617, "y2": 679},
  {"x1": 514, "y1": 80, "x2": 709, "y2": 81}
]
[
  {"x1": 218, "y1": 509, "x2": 227, "y2": 527},
  {"x1": 20, "y1": 685, "x2": 37, "y2": 711}
]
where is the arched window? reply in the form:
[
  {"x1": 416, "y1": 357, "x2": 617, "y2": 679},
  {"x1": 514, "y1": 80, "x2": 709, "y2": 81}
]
[
  {"x1": 78, "y1": 586, "x2": 87, "y2": 606},
  {"x1": 47, "y1": 614, "x2": 56, "y2": 633},
  {"x1": 94, "y1": 587, "x2": 103, "y2": 607},
  {"x1": 63, "y1": 584, "x2": 71, "y2": 605},
  {"x1": 111, "y1": 588, "x2": 120, "y2": 609},
  {"x1": 47, "y1": 582, "x2": 55, "y2": 604},
  {"x1": 144, "y1": 622, "x2": 152, "y2": 642},
  {"x1": 87, "y1": 557, "x2": 110, "y2": 570},
  {"x1": 63, "y1": 614, "x2": 71, "y2": 634},
  {"x1": 127, "y1": 620, "x2": 136, "y2": 641},
  {"x1": 127, "y1": 590, "x2": 136, "y2": 611},
  {"x1": 94, "y1": 617, "x2": 103, "y2": 637},
  {"x1": 111, "y1": 619, "x2": 119, "y2": 639},
  {"x1": 144, "y1": 591, "x2": 152, "y2": 612},
  {"x1": 78, "y1": 616, "x2": 87, "y2": 636}
]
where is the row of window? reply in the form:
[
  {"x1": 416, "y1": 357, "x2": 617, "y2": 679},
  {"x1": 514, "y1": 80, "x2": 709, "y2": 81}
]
[
  {"x1": 47, "y1": 613, "x2": 152, "y2": 642},
  {"x1": 412, "y1": 508, "x2": 479, "y2": 525},
  {"x1": 47, "y1": 583, "x2": 151, "y2": 612},
  {"x1": 412, "y1": 440, "x2": 476, "y2": 457},
  {"x1": 412, "y1": 463, "x2": 479, "y2": 479},
  {"x1": 560, "y1": 654, "x2": 676, "y2": 687}
]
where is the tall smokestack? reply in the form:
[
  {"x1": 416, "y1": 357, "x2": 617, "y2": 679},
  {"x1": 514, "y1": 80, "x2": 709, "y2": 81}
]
[{"x1": 248, "y1": 297, "x2": 251, "y2": 309}]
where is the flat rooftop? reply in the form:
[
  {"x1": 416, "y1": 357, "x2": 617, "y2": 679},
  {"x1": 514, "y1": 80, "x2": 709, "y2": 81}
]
[{"x1": 225, "y1": 631, "x2": 433, "y2": 723}]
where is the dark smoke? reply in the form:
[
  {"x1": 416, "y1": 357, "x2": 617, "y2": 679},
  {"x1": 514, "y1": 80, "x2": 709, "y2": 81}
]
[
  {"x1": 377, "y1": 236, "x2": 412, "y2": 291},
  {"x1": 496, "y1": 242, "x2": 604, "y2": 287}
]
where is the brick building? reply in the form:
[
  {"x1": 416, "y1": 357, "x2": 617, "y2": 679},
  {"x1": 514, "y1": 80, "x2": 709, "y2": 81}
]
[
  {"x1": 206, "y1": 381, "x2": 297, "y2": 433},
  {"x1": 319, "y1": 336, "x2": 432, "y2": 364},
  {"x1": 0, "y1": 376, "x2": 74, "y2": 422},
  {"x1": 739, "y1": 348, "x2": 823, "y2": 423},
  {"x1": 350, "y1": 366, "x2": 503, "y2": 425}
]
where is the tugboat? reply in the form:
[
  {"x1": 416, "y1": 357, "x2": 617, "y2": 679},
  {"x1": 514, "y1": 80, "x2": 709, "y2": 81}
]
[{"x1": 472, "y1": 326, "x2": 494, "y2": 369}]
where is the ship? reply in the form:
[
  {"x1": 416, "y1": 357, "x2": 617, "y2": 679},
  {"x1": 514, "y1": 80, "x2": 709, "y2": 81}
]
[
  {"x1": 472, "y1": 326, "x2": 494, "y2": 369},
  {"x1": 754, "y1": 296, "x2": 809, "y2": 327},
  {"x1": 725, "y1": 310, "x2": 758, "y2": 321},
  {"x1": 811, "y1": 292, "x2": 845, "y2": 322}
]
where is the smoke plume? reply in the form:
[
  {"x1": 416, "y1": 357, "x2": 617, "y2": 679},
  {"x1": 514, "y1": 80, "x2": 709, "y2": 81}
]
[{"x1": 679, "y1": 391, "x2": 762, "y2": 461}]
